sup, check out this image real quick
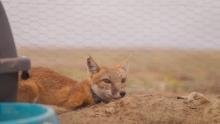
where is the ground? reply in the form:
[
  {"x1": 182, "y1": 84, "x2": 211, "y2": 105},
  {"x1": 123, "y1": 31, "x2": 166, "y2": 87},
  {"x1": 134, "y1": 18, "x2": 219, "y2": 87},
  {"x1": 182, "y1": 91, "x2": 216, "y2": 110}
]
[
  {"x1": 17, "y1": 48, "x2": 220, "y2": 123},
  {"x1": 59, "y1": 92, "x2": 220, "y2": 124}
]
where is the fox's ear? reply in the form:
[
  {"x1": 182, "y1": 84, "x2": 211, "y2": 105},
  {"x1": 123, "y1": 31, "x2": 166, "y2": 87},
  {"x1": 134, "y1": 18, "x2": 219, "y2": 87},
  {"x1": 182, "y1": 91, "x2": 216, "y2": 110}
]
[
  {"x1": 117, "y1": 63, "x2": 128, "y2": 74},
  {"x1": 87, "y1": 56, "x2": 100, "y2": 75},
  {"x1": 121, "y1": 63, "x2": 129, "y2": 73},
  {"x1": 121, "y1": 55, "x2": 131, "y2": 73}
]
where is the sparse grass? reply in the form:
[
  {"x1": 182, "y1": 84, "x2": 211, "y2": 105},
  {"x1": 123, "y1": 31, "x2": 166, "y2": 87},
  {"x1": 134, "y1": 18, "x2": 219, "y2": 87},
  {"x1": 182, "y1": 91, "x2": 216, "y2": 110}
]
[{"x1": 18, "y1": 48, "x2": 220, "y2": 94}]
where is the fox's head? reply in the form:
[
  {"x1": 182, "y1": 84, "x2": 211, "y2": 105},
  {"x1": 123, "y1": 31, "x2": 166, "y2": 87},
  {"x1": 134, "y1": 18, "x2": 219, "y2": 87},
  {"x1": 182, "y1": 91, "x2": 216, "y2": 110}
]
[{"x1": 87, "y1": 56, "x2": 128, "y2": 102}]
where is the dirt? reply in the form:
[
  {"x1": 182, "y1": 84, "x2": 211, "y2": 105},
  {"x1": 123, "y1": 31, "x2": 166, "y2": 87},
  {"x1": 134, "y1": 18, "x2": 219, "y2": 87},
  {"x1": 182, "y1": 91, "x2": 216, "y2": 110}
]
[{"x1": 59, "y1": 92, "x2": 220, "y2": 124}]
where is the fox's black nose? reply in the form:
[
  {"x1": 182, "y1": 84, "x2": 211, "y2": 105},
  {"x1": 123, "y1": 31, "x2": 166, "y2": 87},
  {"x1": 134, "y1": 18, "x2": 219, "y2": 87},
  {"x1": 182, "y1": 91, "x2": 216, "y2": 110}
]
[{"x1": 120, "y1": 91, "x2": 126, "y2": 97}]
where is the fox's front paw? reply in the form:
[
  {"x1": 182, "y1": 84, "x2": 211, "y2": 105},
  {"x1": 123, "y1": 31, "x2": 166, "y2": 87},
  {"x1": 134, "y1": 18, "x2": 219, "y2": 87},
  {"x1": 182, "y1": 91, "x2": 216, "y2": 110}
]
[{"x1": 47, "y1": 105, "x2": 70, "y2": 114}]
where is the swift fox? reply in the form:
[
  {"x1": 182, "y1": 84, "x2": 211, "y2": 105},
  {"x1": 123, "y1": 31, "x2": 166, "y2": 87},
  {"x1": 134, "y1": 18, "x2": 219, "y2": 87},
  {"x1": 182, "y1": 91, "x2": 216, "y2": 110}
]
[{"x1": 17, "y1": 56, "x2": 128, "y2": 111}]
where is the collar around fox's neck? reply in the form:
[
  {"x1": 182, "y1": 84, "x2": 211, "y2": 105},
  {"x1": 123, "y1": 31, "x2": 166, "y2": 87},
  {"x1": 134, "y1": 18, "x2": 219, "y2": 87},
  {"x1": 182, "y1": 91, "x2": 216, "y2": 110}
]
[
  {"x1": 88, "y1": 80, "x2": 109, "y2": 104},
  {"x1": 90, "y1": 88, "x2": 102, "y2": 104},
  {"x1": 86, "y1": 78, "x2": 108, "y2": 104}
]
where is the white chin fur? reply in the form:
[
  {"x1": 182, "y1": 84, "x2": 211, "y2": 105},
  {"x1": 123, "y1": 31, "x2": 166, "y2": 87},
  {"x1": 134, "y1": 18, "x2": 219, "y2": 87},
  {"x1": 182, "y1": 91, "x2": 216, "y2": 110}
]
[
  {"x1": 91, "y1": 84, "x2": 113, "y2": 101},
  {"x1": 112, "y1": 94, "x2": 122, "y2": 99}
]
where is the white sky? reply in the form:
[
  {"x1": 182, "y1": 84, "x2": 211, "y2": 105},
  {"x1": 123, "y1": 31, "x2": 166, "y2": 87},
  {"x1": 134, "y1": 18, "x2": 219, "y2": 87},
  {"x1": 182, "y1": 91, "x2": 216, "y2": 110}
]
[{"x1": 2, "y1": 0, "x2": 220, "y2": 49}]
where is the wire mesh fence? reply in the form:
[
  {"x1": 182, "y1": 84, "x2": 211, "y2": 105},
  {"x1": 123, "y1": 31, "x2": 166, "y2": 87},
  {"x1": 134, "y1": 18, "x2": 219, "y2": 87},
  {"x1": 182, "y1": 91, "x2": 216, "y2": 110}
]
[
  {"x1": 2, "y1": 0, "x2": 220, "y2": 49},
  {"x1": 2, "y1": 0, "x2": 220, "y2": 93}
]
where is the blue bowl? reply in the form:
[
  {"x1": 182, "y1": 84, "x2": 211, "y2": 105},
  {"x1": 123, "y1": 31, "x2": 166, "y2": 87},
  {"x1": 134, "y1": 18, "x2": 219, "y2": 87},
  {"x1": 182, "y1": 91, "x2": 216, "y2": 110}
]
[{"x1": 0, "y1": 103, "x2": 59, "y2": 124}]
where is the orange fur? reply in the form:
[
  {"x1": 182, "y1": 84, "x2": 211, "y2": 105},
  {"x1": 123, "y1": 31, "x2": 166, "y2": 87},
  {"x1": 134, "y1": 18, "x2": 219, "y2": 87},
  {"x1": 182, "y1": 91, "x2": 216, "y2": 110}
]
[
  {"x1": 17, "y1": 67, "x2": 94, "y2": 109},
  {"x1": 17, "y1": 56, "x2": 128, "y2": 111}
]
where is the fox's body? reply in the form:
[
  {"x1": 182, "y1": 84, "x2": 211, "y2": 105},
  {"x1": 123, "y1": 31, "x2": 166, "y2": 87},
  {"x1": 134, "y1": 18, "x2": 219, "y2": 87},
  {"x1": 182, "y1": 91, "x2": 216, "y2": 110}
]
[
  {"x1": 18, "y1": 67, "x2": 94, "y2": 109},
  {"x1": 17, "y1": 57, "x2": 128, "y2": 110}
]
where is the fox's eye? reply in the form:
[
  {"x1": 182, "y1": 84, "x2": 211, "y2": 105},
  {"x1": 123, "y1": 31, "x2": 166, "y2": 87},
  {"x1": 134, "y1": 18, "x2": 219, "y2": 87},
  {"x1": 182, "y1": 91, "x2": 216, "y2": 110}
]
[
  {"x1": 102, "y1": 79, "x2": 112, "y2": 84},
  {"x1": 121, "y1": 78, "x2": 126, "y2": 83}
]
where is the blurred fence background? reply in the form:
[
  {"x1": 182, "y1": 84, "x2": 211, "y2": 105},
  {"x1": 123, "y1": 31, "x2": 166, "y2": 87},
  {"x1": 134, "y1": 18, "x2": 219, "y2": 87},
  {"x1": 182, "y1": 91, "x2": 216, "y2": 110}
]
[{"x1": 2, "y1": 0, "x2": 220, "y2": 93}]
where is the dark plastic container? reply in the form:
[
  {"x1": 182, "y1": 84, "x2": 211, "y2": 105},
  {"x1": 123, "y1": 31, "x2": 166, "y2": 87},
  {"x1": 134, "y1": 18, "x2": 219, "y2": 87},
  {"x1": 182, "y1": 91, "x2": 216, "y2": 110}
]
[{"x1": 0, "y1": 2, "x2": 31, "y2": 102}]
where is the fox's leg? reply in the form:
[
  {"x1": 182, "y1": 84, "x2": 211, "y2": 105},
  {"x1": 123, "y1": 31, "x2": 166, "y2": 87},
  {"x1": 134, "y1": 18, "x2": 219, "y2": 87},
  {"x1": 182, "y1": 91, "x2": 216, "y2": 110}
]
[
  {"x1": 17, "y1": 82, "x2": 39, "y2": 103},
  {"x1": 33, "y1": 95, "x2": 39, "y2": 103},
  {"x1": 63, "y1": 100, "x2": 84, "y2": 110},
  {"x1": 46, "y1": 105, "x2": 70, "y2": 114}
]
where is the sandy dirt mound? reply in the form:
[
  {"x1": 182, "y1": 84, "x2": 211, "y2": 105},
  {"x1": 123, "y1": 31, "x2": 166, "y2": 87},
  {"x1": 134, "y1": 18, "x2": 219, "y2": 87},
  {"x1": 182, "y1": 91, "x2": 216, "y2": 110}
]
[{"x1": 59, "y1": 92, "x2": 220, "y2": 124}]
